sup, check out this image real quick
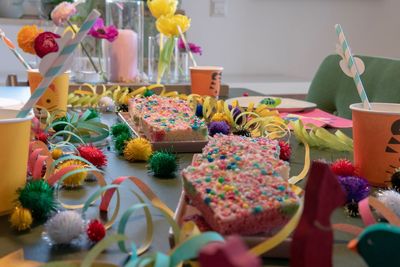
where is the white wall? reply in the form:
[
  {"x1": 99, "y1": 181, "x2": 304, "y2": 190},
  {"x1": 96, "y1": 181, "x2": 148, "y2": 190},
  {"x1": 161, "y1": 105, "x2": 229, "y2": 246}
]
[
  {"x1": 1, "y1": 1, "x2": 399, "y2": 88},
  {"x1": 182, "y1": 0, "x2": 400, "y2": 80}
]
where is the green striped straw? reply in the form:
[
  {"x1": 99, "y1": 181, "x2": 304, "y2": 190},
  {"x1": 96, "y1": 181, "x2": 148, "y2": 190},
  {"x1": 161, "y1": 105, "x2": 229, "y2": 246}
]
[{"x1": 335, "y1": 24, "x2": 371, "y2": 110}]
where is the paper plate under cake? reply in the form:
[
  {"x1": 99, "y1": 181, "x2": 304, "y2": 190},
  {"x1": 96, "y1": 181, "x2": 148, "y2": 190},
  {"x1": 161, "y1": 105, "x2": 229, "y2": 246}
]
[
  {"x1": 225, "y1": 96, "x2": 316, "y2": 112},
  {"x1": 118, "y1": 112, "x2": 208, "y2": 153}
]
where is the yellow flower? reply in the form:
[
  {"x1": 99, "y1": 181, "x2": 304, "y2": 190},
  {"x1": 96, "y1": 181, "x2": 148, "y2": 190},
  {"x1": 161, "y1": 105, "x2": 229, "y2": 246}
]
[
  {"x1": 17, "y1": 25, "x2": 42, "y2": 54},
  {"x1": 156, "y1": 14, "x2": 191, "y2": 37},
  {"x1": 63, "y1": 24, "x2": 79, "y2": 38},
  {"x1": 147, "y1": 0, "x2": 177, "y2": 19}
]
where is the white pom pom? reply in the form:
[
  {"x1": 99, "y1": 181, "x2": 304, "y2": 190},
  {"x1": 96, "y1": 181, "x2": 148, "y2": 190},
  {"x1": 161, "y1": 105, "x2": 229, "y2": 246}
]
[
  {"x1": 45, "y1": 210, "x2": 84, "y2": 244},
  {"x1": 377, "y1": 190, "x2": 400, "y2": 217},
  {"x1": 99, "y1": 96, "x2": 115, "y2": 112}
]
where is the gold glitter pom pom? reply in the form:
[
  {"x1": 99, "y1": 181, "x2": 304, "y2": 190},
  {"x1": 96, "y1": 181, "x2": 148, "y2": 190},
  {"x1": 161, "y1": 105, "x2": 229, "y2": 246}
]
[
  {"x1": 123, "y1": 138, "x2": 153, "y2": 162},
  {"x1": 10, "y1": 206, "x2": 33, "y2": 231}
]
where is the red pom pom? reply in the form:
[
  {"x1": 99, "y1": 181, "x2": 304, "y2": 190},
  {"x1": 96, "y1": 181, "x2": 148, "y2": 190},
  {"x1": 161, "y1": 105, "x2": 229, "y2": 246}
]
[
  {"x1": 77, "y1": 144, "x2": 107, "y2": 168},
  {"x1": 331, "y1": 158, "x2": 356, "y2": 176},
  {"x1": 242, "y1": 92, "x2": 249, "y2": 97},
  {"x1": 35, "y1": 131, "x2": 49, "y2": 144},
  {"x1": 278, "y1": 141, "x2": 291, "y2": 161},
  {"x1": 86, "y1": 219, "x2": 106, "y2": 242}
]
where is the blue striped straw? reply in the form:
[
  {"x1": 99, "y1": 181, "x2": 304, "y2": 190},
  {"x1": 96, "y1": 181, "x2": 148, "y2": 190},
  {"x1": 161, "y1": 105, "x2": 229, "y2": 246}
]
[
  {"x1": 16, "y1": 10, "x2": 101, "y2": 118},
  {"x1": 335, "y1": 24, "x2": 371, "y2": 110}
]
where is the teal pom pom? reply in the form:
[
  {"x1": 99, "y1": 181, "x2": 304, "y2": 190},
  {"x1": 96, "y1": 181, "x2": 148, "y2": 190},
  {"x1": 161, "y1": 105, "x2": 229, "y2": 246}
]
[
  {"x1": 84, "y1": 108, "x2": 100, "y2": 121},
  {"x1": 18, "y1": 180, "x2": 57, "y2": 221},
  {"x1": 114, "y1": 132, "x2": 132, "y2": 155},
  {"x1": 111, "y1": 123, "x2": 131, "y2": 138},
  {"x1": 148, "y1": 151, "x2": 178, "y2": 178},
  {"x1": 143, "y1": 89, "x2": 155, "y2": 97}
]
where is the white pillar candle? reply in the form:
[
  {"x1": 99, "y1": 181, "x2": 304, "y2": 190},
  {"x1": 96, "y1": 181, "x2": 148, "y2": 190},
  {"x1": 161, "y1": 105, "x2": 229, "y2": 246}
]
[{"x1": 108, "y1": 29, "x2": 138, "y2": 83}]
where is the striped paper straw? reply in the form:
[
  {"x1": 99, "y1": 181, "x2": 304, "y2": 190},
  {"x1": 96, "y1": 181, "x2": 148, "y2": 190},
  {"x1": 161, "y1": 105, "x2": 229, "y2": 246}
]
[
  {"x1": 0, "y1": 29, "x2": 32, "y2": 70},
  {"x1": 335, "y1": 24, "x2": 371, "y2": 110},
  {"x1": 16, "y1": 10, "x2": 101, "y2": 118}
]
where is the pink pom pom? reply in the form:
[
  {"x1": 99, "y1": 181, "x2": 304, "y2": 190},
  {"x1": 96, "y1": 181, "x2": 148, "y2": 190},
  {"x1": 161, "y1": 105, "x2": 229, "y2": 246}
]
[
  {"x1": 77, "y1": 144, "x2": 107, "y2": 168},
  {"x1": 278, "y1": 141, "x2": 291, "y2": 161},
  {"x1": 331, "y1": 159, "x2": 356, "y2": 176}
]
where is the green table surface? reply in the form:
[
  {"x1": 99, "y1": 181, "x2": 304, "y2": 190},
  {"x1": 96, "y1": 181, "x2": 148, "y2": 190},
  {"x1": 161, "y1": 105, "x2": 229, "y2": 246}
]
[{"x1": 0, "y1": 88, "x2": 367, "y2": 266}]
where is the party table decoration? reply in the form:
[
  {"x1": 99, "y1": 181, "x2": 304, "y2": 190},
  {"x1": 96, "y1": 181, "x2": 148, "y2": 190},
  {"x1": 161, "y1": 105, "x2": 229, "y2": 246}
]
[
  {"x1": 17, "y1": 9, "x2": 101, "y2": 118},
  {"x1": 147, "y1": 0, "x2": 191, "y2": 83},
  {"x1": 148, "y1": 150, "x2": 178, "y2": 178},
  {"x1": 291, "y1": 161, "x2": 346, "y2": 267},
  {"x1": 377, "y1": 190, "x2": 400, "y2": 218},
  {"x1": 0, "y1": 28, "x2": 32, "y2": 69},
  {"x1": 44, "y1": 210, "x2": 85, "y2": 245},
  {"x1": 349, "y1": 223, "x2": 400, "y2": 267},
  {"x1": 77, "y1": 144, "x2": 108, "y2": 168},
  {"x1": 9, "y1": 206, "x2": 34, "y2": 231},
  {"x1": 291, "y1": 119, "x2": 353, "y2": 152},
  {"x1": 390, "y1": 169, "x2": 400, "y2": 192},
  {"x1": 123, "y1": 137, "x2": 153, "y2": 162},
  {"x1": 338, "y1": 175, "x2": 370, "y2": 217},
  {"x1": 335, "y1": 24, "x2": 371, "y2": 110},
  {"x1": 47, "y1": 108, "x2": 110, "y2": 144}
]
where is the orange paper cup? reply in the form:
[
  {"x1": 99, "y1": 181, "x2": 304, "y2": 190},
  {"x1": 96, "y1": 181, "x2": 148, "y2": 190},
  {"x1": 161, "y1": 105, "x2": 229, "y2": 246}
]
[
  {"x1": 27, "y1": 69, "x2": 70, "y2": 115},
  {"x1": 190, "y1": 66, "x2": 223, "y2": 97},
  {"x1": 351, "y1": 103, "x2": 400, "y2": 186},
  {"x1": 0, "y1": 109, "x2": 33, "y2": 214}
]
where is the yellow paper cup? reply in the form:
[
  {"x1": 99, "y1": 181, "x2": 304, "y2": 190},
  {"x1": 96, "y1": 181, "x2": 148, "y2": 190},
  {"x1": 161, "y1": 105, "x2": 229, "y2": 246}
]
[
  {"x1": 27, "y1": 69, "x2": 69, "y2": 115},
  {"x1": 351, "y1": 103, "x2": 400, "y2": 186},
  {"x1": 0, "y1": 109, "x2": 33, "y2": 214},
  {"x1": 190, "y1": 66, "x2": 223, "y2": 97}
]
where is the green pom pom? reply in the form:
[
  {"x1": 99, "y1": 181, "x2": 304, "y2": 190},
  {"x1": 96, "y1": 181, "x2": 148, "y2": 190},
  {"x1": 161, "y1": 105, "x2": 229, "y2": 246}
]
[
  {"x1": 111, "y1": 123, "x2": 131, "y2": 138},
  {"x1": 52, "y1": 116, "x2": 68, "y2": 132},
  {"x1": 18, "y1": 180, "x2": 58, "y2": 221},
  {"x1": 114, "y1": 132, "x2": 132, "y2": 155},
  {"x1": 148, "y1": 151, "x2": 178, "y2": 178},
  {"x1": 143, "y1": 89, "x2": 155, "y2": 97}
]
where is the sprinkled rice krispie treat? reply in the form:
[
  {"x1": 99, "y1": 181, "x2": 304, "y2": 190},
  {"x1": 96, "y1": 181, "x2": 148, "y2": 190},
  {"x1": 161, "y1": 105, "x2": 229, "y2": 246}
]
[
  {"x1": 181, "y1": 134, "x2": 298, "y2": 235},
  {"x1": 128, "y1": 96, "x2": 208, "y2": 142},
  {"x1": 193, "y1": 134, "x2": 290, "y2": 179},
  {"x1": 182, "y1": 161, "x2": 299, "y2": 235}
]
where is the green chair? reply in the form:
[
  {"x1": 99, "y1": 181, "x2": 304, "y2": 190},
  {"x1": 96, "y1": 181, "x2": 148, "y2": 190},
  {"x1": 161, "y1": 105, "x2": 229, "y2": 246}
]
[{"x1": 306, "y1": 55, "x2": 400, "y2": 119}]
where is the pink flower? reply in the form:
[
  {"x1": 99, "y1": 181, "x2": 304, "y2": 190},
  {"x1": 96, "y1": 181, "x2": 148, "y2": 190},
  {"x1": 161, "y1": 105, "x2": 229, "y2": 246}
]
[
  {"x1": 34, "y1": 32, "x2": 61, "y2": 58},
  {"x1": 51, "y1": 2, "x2": 77, "y2": 26},
  {"x1": 88, "y1": 18, "x2": 119, "y2": 42},
  {"x1": 178, "y1": 38, "x2": 202, "y2": 55}
]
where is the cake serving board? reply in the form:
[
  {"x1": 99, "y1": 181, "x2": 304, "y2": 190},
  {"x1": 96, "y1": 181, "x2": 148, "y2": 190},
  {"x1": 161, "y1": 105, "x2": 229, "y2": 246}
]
[
  {"x1": 169, "y1": 192, "x2": 292, "y2": 259},
  {"x1": 117, "y1": 112, "x2": 208, "y2": 153}
]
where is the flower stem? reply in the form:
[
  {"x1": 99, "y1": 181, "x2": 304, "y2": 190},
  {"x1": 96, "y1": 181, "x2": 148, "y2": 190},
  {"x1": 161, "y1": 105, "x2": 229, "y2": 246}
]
[
  {"x1": 177, "y1": 26, "x2": 197, "y2": 67},
  {"x1": 96, "y1": 39, "x2": 108, "y2": 82},
  {"x1": 67, "y1": 20, "x2": 99, "y2": 73}
]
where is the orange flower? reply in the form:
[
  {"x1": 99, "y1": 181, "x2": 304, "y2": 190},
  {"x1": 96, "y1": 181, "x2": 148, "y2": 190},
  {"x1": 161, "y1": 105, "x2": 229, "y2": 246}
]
[{"x1": 17, "y1": 25, "x2": 42, "y2": 55}]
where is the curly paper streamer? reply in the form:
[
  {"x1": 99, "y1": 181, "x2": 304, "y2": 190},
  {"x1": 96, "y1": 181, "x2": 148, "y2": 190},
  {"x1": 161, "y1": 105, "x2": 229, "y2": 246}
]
[
  {"x1": 27, "y1": 143, "x2": 107, "y2": 210},
  {"x1": 291, "y1": 119, "x2": 353, "y2": 152},
  {"x1": 68, "y1": 84, "x2": 165, "y2": 108},
  {"x1": 47, "y1": 109, "x2": 109, "y2": 144}
]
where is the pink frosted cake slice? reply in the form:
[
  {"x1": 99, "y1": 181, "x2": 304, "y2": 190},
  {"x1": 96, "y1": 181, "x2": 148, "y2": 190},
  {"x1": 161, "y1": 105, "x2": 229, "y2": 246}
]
[
  {"x1": 128, "y1": 95, "x2": 208, "y2": 142},
  {"x1": 182, "y1": 160, "x2": 299, "y2": 235},
  {"x1": 193, "y1": 134, "x2": 290, "y2": 179}
]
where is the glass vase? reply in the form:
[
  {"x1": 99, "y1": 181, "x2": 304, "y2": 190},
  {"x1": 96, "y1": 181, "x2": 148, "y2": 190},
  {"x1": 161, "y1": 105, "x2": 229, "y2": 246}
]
[
  {"x1": 147, "y1": 35, "x2": 179, "y2": 84},
  {"x1": 106, "y1": 0, "x2": 144, "y2": 83},
  {"x1": 179, "y1": 51, "x2": 190, "y2": 83},
  {"x1": 72, "y1": 38, "x2": 107, "y2": 84}
]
